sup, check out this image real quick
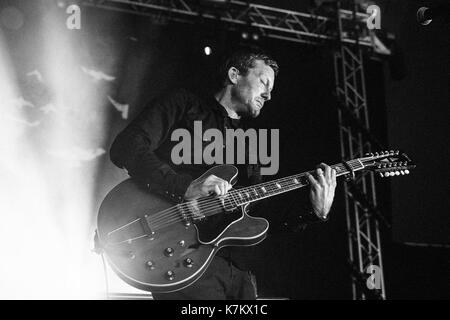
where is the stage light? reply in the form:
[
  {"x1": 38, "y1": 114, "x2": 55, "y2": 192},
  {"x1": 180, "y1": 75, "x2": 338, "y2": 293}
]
[
  {"x1": 0, "y1": 1, "x2": 110, "y2": 299},
  {"x1": 56, "y1": 0, "x2": 68, "y2": 9},
  {"x1": 241, "y1": 31, "x2": 249, "y2": 39},
  {"x1": 240, "y1": 30, "x2": 260, "y2": 42},
  {"x1": 204, "y1": 46, "x2": 212, "y2": 55}
]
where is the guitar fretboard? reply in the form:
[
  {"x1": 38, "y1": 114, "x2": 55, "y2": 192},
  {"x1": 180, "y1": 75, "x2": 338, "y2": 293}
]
[{"x1": 226, "y1": 160, "x2": 364, "y2": 207}]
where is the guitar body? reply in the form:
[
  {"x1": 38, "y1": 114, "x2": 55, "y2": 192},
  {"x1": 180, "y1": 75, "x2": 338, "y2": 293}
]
[{"x1": 97, "y1": 165, "x2": 269, "y2": 293}]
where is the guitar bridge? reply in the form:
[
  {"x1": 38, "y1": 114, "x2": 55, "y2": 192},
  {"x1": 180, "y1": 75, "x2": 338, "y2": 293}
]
[{"x1": 141, "y1": 215, "x2": 155, "y2": 238}]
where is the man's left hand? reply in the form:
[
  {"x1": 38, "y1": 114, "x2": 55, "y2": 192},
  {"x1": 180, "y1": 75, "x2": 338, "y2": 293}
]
[{"x1": 306, "y1": 163, "x2": 337, "y2": 219}]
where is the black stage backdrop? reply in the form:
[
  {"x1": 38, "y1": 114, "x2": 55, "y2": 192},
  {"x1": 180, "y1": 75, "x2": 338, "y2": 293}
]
[
  {"x1": 382, "y1": 0, "x2": 450, "y2": 246},
  {"x1": 376, "y1": 0, "x2": 450, "y2": 299}
]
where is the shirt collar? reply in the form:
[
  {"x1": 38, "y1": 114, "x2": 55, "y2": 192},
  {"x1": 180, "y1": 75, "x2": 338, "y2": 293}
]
[{"x1": 207, "y1": 94, "x2": 242, "y2": 128}]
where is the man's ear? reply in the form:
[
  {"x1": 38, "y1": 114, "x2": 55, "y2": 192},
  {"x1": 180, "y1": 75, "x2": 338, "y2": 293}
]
[{"x1": 227, "y1": 67, "x2": 240, "y2": 85}]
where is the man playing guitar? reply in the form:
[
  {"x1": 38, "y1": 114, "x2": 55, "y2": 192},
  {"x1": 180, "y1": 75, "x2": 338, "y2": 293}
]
[{"x1": 109, "y1": 46, "x2": 337, "y2": 299}]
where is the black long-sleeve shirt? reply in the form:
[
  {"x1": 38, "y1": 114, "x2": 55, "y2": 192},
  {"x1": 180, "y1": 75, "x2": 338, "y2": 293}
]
[
  {"x1": 110, "y1": 88, "x2": 325, "y2": 269},
  {"x1": 110, "y1": 88, "x2": 262, "y2": 199}
]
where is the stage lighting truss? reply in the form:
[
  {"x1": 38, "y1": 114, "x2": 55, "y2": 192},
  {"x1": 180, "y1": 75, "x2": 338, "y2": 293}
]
[
  {"x1": 334, "y1": 1, "x2": 387, "y2": 300},
  {"x1": 81, "y1": 0, "x2": 389, "y2": 53}
]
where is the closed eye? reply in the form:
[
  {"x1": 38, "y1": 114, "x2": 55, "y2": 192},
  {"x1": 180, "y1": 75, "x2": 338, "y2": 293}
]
[{"x1": 261, "y1": 79, "x2": 272, "y2": 94}]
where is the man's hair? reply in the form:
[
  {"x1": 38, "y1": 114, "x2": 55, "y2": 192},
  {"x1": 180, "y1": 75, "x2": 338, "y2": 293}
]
[{"x1": 216, "y1": 46, "x2": 279, "y2": 88}]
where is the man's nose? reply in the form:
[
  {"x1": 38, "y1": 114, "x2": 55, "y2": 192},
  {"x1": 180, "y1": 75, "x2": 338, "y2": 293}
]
[{"x1": 261, "y1": 90, "x2": 271, "y2": 101}]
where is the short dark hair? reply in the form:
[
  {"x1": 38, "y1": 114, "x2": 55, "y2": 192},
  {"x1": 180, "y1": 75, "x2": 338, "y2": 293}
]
[{"x1": 216, "y1": 45, "x2": 279, "y2": 88}]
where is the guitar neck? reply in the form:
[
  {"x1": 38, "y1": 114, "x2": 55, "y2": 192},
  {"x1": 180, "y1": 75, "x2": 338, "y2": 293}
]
[{"x1": 228, "y1": 159, "x2": 365, "y2": 207}]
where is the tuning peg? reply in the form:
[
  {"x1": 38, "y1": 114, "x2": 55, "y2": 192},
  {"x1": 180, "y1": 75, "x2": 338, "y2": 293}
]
[
  {"x1": 400, "y1": 170, "x2": 405, "y2": 175},
  {"x1": 379, "y1": 172, "x2": 384, "y2": 177},
  {"x1": 405, "y1": 169, "x2": 410, "y2": 174},
  {"x1": 395, "y1": 171, "x2": 400, "y2": 176}
]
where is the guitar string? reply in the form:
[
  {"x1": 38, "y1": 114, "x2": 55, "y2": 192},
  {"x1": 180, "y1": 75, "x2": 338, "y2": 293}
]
[
  {"x1": 148, "y1": 163, "x2": 356, "y2": 230},
  {"x1": 151, "y1": 182, "x2": 312, "y2": 231},
  {"x1": 111, "y1": 178, "x2": 284, "y2": 235},
  {"x1": 150, "y1": 167, "x2": 357, "y2": 231},
  {"x1": 148, "y1": 162, "x2": 354, "y2": 225},
  {"x1": 110, "y1": 152, "x2": 403, "y2": 240},
  {"x1": 147, "y1": 161, "x2": 354, "y2": 226},
  {"x1": 161, "y1": 154, "x2": 404, "y2": 229},
  {"x1": 107, "y1": 161, "x2": 360, "y2": 237},
  {"x1": 124, "y1": 162, "x2": 356, "y2": 235},
  {"x1": 147, "y1": 173, "x2": 304, "y2": 228},
  {"x1": 143, "y1": 159, "x2": 377, "y2": 232},
  {"x1": 110, "y1": 162, "x2": 356, "y2": 237}
]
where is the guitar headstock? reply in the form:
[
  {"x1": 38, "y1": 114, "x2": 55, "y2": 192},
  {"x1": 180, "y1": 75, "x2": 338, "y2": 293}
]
[{"x1": 360, "y1": 150, "x2": 416, "y2": 178}]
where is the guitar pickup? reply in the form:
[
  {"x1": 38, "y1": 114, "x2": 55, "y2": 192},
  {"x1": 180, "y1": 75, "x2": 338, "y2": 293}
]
[{"x1": 179, "y1": 201, "x2": 203, "y2": 224}]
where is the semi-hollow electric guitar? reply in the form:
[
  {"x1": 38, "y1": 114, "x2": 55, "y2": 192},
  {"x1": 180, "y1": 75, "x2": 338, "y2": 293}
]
[{"x1": 96, "y1": 150, "x2": 414, "y2": 293}]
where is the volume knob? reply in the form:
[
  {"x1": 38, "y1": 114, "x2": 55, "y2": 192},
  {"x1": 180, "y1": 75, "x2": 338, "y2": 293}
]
[
  {"x1": 164, "y1": 247, "x2": 174, "y2": 257},
  {"x1": 146, "y1": 260, "x2": 155, "y2": 270},
  {"x1": 166, "y1": 270, "x2": 175, "y2": 281},
  {"x1": 184, "y1": 258, "x2": 194, "y2": 268}
]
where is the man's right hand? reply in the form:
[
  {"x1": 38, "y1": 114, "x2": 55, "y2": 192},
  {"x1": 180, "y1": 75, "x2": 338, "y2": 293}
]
[{"x1": 184, "y1": 175, "x2": 232, "y2": 201}]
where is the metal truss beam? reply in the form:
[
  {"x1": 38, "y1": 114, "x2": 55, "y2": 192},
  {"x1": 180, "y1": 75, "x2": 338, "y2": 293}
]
[
  {"x1": 334, "y1": 1, "x2": 386, "y2": 300},
  {"x1": 81, "y1": 0, "x2": 389, "y2": 53}
]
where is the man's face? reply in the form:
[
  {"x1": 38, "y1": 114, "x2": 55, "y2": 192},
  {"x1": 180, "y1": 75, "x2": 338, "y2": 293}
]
[{"x1": 231, "y1": 59, "x2": 275, "y2": 118}]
